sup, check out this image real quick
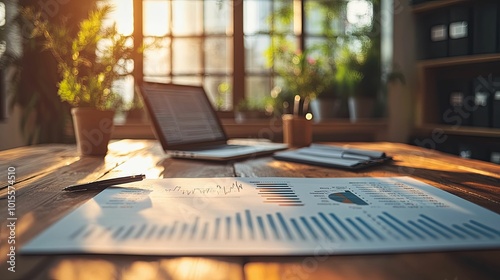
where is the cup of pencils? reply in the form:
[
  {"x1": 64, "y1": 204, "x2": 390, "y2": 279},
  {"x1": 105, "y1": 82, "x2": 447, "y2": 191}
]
[{"x1": 282, "y1": 95, "x2": 312, "y2": 148}]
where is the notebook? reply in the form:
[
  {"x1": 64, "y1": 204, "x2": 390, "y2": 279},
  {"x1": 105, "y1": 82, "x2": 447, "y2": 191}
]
[
  {"x1": 274, "y1": 144, "x2": 392, "y2": 170},
  {"x1": 139, "y1": 82, "x2": 287, "y2": 161}
]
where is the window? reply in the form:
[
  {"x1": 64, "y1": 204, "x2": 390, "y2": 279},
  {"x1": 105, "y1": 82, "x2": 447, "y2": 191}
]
[{"x1": 104, "y1": 0, "x2": 381, "y2": 115}]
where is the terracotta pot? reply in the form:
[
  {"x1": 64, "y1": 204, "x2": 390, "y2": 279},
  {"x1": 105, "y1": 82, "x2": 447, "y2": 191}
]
[
  {"x1": 282, "y1": 114, "x2": 312, "y2": 148},
  {"x1": 71, "y1": 108, "x2": 115, "y2": 156}
]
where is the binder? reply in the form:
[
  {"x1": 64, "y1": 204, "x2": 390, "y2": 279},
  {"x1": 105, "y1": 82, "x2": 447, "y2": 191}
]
[
  {"x1": 492, "y1": 77, "x2": 500, "y2": 128},
  {"x1": 472, "y1": 76, "x2": 493, "y2": 127},
  {"x1": 448, "y1": 5, "x2": 471, "y2": 56},
  {"x1": 437, "y1": 79, "x2": 473, "y2": 126},
  {"x1": 473, "y1": 2, "x2": 498, "y2": 54},
  {"x1": 426, "y1": 10, "x2": 449, "y2": 58}
]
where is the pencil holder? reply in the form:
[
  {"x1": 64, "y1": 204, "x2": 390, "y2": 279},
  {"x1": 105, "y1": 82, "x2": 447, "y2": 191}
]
[{"x1": 282, "y1": 114, "x2": 312, "y2": 148}]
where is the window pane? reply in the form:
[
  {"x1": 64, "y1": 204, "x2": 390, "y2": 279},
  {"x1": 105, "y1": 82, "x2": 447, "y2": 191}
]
[
  {"x1": 245, "y1": 35, "x2": 271, "y2": 73},
  {"x1": 172, "y1": 38, "x2": 202, "y2": 74},
  {"x1": 205, "y1": 37, "x2": 232, "y2": 73},
  {"x1": 143, "y1": 0, "x2": 170, "y2": 36},
  {"x1": 273, "y1": 0, "x2": 294, "y2": 34},
  {"x1": 204, "y1": 0, "x2": 232, "y2": 35},
  {"x1": 205, "y1": 76, "x2": 233, "y2": 110},
  {"x1": 113, "y1": 75, "x2": 135, "y2": 105},
  {"x1": 305, "y1": 1, "x2": 346, "y2": 36},
  {"x1": 246, "y1": 75, "x2": 272, "y2": 102},
  {"x1": 346, "y1": 0, "x2": 373, "y2": 34},
  {"x1": 144, "y1": 37, "x2": 170, "y2": 77},
  {"x1": 244, "y1": 0, "x2": 272, "y2": 34},
  {"x1": 172, "y1": 0, "x2": 203, "y2": 36},
  {"x1": 104, "y1": 0, "x2": 134, "y2": 36},
  {"x1": 0, "y1": 3, "x2": 5, "y2": 26}
]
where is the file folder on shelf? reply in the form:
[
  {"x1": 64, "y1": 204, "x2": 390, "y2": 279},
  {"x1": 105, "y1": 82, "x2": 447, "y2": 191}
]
[
  {"x1": 273, "y1": 144, "x2": 392, "y2": 170},
  {"x1": 492, "y1": 77, "x2": 500, "y2": 128},
  {"x1": 473, "y1": 2, "x2": 498, "y2": 54},
  {"x1": 448, "y1": 5, "x2": 471, "y2": 56},
  {"x1": 437, "y1": 78, "x2": 473, "y2": 126},
  {"x1": 426, "y1": 10, "x2": 449, "y2": 59},
  {"x1": 472, "y1": 76, "x2": 494, "y2": 128}
]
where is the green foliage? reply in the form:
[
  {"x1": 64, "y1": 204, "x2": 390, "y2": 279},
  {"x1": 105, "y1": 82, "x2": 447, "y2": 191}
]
[
  {"x1": 265, "y1": 0, "x2": 381, "y2": 104},
  {"x1": 272, "y1": 44, "x2": 336, "y2": 100},
  {"x1": 235, "y1": 97, "x2": 271, "y2": 112},
  {"x1": 23, "y1": 4, "x2": 137, "y2": 110}
]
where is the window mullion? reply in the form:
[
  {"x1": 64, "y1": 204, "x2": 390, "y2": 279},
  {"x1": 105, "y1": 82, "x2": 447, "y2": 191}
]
[
  {"x1": 133, "y1": 0, "x2": 143, "y2": 84},
  {"x1": 232, "y1": 0, "x2": 244, "y2": 110}
]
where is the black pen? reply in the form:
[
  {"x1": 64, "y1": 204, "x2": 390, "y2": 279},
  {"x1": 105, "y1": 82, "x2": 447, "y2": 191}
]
[{"x1": 63, "y1": 174, "x2": 146, "y2": 192}]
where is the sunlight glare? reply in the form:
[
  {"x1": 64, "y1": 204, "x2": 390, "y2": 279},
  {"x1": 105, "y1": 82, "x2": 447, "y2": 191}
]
[
  {"x1": 144, "y1": 1, "x2": 170, "y2": 36},
  {"x1": 346, "y1": 0, "x2": 372, "y2": 27},
  {"x1": 104, "y1": 0, "x2": 134, "y2": 36}
]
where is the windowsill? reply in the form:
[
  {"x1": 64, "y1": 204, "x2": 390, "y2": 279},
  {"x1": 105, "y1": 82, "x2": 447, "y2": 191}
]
[{"x1": 112, "y1": 118, "x2": 388, "y2": 142}]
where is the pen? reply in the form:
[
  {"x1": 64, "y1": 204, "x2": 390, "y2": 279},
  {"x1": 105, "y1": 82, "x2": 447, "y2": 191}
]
[
  {"x1": 293, "y1": 95, "x2": 301, "y2": 116},
  {"x1": 63, "y1": 174, "x2": 146, "y2": 192}
]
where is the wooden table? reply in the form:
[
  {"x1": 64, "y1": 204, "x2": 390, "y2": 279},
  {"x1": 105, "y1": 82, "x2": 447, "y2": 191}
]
[{"x1": 1, "y1": 140, "x2": 499, "y2": 280}]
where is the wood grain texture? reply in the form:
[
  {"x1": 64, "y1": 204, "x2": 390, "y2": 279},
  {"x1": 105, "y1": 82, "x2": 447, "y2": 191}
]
[
  {"x1": 245, "y1": 250, "x2": 500, "y2": 280},
  {"x1": 1, "y1": 140, "x2": 499, "y2": 280}
]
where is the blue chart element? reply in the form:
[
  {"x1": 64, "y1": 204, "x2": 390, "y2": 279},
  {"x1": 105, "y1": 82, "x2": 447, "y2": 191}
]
[
  {"x1": 67, "y1": 210, "x2": 500, "y2": 244},
  {"x1": 328, "y1": 191, "x2": 368, "y2": 205},
  {"x1": 377, "y1": 212, "x2": 500, "y2": 241},
  {"x1": 254, "y1": 182, "x2": 304, "y2": 206}
]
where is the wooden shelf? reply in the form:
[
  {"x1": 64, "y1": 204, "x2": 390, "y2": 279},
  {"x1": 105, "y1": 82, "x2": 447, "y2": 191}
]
[
  {"x1": 411, "y1": 0, "x2": 470, "y2": 14},
  {"x1": 417, "y1": 53, "x2": 500, "y2": 69},
  {"x1": 416, "y1": 124, "x2": 500, "y2": 138}
]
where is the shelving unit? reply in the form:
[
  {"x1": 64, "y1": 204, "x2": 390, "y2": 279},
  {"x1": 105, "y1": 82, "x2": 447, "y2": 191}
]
[
  {"x1": 412, "y1": 0, "x2": 470, "y2": 14},
  {"x1": 410, "y1": 0, "x2": 500, "y2": 162},
  {"x1": 412, "y1": 1, "x2": 500, "y2": 137}
]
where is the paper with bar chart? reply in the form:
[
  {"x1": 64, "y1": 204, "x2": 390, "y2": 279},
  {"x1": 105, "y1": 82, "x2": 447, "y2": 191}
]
[{"x1": 22, "y1": 177, "x2": 500, "y2": 255}]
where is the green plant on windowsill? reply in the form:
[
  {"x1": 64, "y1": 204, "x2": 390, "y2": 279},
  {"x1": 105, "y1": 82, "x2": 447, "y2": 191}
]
[
  {"x1": 335, "y1": 39, "x2": 381, "y2": 121},
  {"x1": 22, "y1": 4, "x2": 143, "y2": 155},
  {"x1": 23, "y1": 4, "x2": 137, "y2": 110}
]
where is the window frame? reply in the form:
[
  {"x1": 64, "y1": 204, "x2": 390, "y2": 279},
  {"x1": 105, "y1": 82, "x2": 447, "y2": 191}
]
[{"x1": 131, "y1": 0, "x2": 382, "y2": 117}]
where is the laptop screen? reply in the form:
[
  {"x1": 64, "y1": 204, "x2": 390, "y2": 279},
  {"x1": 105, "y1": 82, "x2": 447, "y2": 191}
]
[{"x1": 140, "y1": 83, "x2": 227, "y2": 148}]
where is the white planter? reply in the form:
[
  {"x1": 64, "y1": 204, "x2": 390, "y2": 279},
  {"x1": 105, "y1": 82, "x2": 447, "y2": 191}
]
[
  {"x1": 348, "y1": 96, "x2": 375, "y2": 122},
  {"x1": 309, "y1": 98, "x2": 342, "y2": 122}
]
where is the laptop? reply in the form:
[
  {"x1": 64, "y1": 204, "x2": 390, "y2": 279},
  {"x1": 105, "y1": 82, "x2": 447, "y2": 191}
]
[{"x1": 139, "y1": 82, "x2": 288, "y2": 161}]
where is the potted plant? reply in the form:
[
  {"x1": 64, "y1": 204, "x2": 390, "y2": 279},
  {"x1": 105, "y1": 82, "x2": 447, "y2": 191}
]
[
  {"x1": 268, "y1": 42, "x2": 338, "y2": 119},
  {"x1": 336, "y1": 39, "x2": 381, "y2": 122},
  {"x1": 23, "y1": 4, "x2": 137, "y2": 156}
]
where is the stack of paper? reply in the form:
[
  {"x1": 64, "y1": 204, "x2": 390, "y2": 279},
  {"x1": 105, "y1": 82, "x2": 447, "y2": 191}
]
[{"x1": 274, "y1": 144, "x2": 392, "y2": 170}]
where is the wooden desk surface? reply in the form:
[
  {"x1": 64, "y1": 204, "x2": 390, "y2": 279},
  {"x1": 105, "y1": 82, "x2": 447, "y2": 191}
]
[{"x1": 1, "y1": 140, "x2": 499, "y2": 280}]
